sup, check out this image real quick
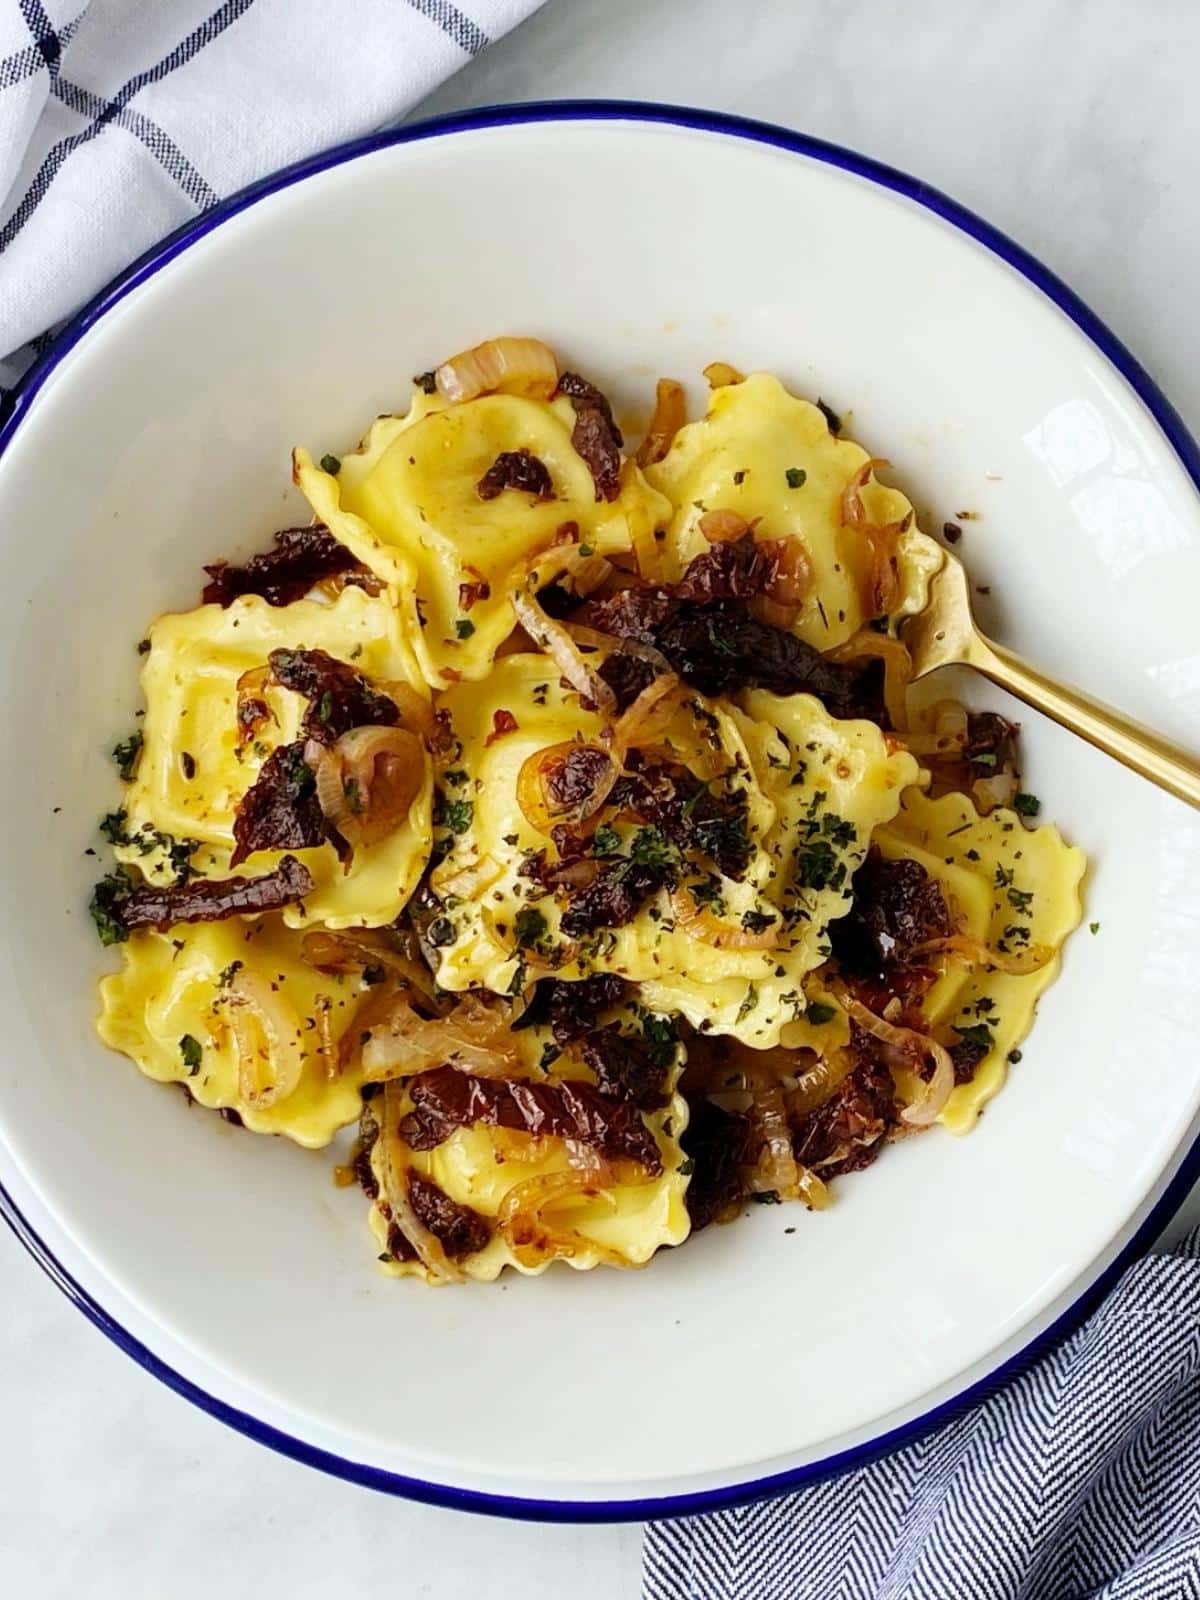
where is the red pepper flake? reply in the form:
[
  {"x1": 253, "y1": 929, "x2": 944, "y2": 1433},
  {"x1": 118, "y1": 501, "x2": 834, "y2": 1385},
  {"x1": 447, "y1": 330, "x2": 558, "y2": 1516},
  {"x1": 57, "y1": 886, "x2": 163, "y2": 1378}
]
[
  {"x1": 458, "y1": 569, "x2": 491, "y2": 611},
  {"x1": 485, "y1": 709, "x2": 519, "y2": 747}
]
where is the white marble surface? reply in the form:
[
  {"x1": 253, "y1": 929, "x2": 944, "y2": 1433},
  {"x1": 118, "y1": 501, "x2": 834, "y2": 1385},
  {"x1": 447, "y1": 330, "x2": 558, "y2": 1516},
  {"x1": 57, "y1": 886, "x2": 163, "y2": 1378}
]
[{"x1": 5, "y1": 1, "x2": 1200, "y2": 1595}]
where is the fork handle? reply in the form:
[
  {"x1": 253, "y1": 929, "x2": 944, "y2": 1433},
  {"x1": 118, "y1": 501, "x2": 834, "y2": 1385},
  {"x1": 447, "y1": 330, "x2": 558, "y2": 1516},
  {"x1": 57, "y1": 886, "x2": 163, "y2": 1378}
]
[{"x1": 966, "y1": 633, "x2": 1200, "y2": 810}]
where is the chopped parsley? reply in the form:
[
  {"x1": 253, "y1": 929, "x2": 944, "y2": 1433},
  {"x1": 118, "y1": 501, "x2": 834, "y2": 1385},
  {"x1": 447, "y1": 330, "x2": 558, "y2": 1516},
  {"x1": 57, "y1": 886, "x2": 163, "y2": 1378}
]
[
  {"x1": 970, "y1": 752, "x2": 997, "y2": 768},
  {"x1": 640, "y1": 1011, "x2": 680, "y2": 1068},
  {"x1": 740, "y1": 907, "x2": 778, "y2": 935},
  {"x1": 592, "y1": 823, "x2": 622, "y2": 858},
  {"x1": 112, "y1": 731, "x2": 143, "y2": 781},
  {"x1": 316, "y1": 690, "x2": 333, "y2": 725},
  {"x1": 319, "y1": 453, "x2": 341, "y2": 476},
  {"x1": 785, "y1": 466, "x2": 807, "y2": 489},
  {"x1": 514, "y1": 907, "x2": 548, "y2": 950},
  {"x1": 89, "y1": 872, "x2": 130, "y2": 945},
  {"x1": 426, "y1": 916, "x2": 455, "y2": 948},
  {"x1": 678, "y1": 1156, "x2": 696, "y2": 1177},
  {"x1": 1006, "y1": 886, "x2": 1034, "y2": 913},
  {"x1": 953, "y1": 1022, "x2": 994, "y2": 1052},
  {"x1": 1089, "y1": 921, "x2": 1100, "y2": 935},
  {"x1": 628, "y1": 826, "x2": 680, "y2": 873},
  {"x1": 736, "y1": 984, "x2": 760, "y2": 1023},
  {"x1": 753, "y1": 1189, "x2": 782, "y2": 1205},
  {"x1": 413, "y1": 370, "x2": 438, "y2": 394},
  {"x1": 795, "y1": 839, "x2": 846, "y2": 892},
  {"x1": 1007, "y1": 1048, "x2": 1023, "y2": 1064},
  {"x1": 433, "y1": 794, "x2": 473, "y2": 835},
  {"x1": 343, "y1": 777, "x2": 363, "y2": 814},
  {"x1": 804, "y1": 1000, "x2": 837, "y2": 1027},
  {"x1": 99, "y1": 808, "x2": 128, "y2": 845},
  {"x1": 178, "y1": 1034, "x2": 203, "y2": 1074},
  {"x1": 454, "y1": 617, "x2": 476, "y2": 640},
  {"x1": 136, "y1": 637, "x2": 151, "y2": 655},
  {"x1": 217, "y1": 960, "x2": 244, "y2": 987},
  {"x1": 1014, "y1": 792, "x2": 1041, "y2": 817},
  {"x1": 579, "y1": 543, "x2": 594, "y2": 557}
]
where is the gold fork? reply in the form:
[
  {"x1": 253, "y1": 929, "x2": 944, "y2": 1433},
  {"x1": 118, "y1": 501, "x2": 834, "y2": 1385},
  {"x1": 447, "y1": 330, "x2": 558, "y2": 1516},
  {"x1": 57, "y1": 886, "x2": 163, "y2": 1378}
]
[{"x1": 902, "y1": 548, "x2": 1200, "y2": 810}]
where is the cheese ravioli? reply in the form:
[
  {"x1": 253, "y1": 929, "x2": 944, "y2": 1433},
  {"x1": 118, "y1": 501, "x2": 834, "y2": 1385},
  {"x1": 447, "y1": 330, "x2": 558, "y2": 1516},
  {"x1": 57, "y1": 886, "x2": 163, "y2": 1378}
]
[
  {"x1": 365, "y1": 1002, "x2": 690, "y2": 1283},
  {"x1": 874, "y1": 789, "x2": 1086, "y2": 1131},
  {"x1": 115, "y1": 587, "x2": 432, "y2": 929},
  {"x1": 97, "y1": 918, "x2": 373, "y2": 1146},
  {"x1": 295, "y1": 388, "x2": 671, "y2": 690},
  {"x1": 645, "y1": 373, "x2": 941, "y2": 647},
  {"x1": 426, "y1": 655, "x2": 918, "y2": 1047}
]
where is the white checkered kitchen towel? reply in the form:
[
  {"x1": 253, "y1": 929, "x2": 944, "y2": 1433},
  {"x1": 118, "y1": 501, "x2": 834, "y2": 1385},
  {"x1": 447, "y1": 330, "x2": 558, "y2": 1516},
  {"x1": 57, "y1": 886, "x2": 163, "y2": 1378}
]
[
  {"x1": 645, "y1": 1226, "x2": 1200, "y2": 1600},
  {"x1": 0, "y1": 0, "x2": 544, "y2": 390}
]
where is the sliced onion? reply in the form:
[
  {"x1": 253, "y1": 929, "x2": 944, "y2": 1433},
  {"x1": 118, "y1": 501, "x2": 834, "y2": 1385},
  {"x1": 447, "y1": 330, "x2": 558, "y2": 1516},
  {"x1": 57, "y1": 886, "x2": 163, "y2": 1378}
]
[
  {"x1": 972, "y1": 770, "x2": 1019, "y2": 812},
  {"x1": 336, "y1": 725, "x2": 425, "y2": 846},
  {"x1": 698, "y1": 508, "x2": 750, "y2": 544},
  {"x1": 227, "y1": 969, "x2": 306, "y2": 1109},
  {"x1": 379, "y1": 680, "x2": 437, "y2": 741},
  {"x1": 749, "y1": 537, "x2": 814, "y2": 631},
  {"x1": 703, "y1": 361, "x2": 745, "y2": 388},
  {"x1": 840, "y1": 458, "x2": 908, "y2": 616},
  {"x1": 837, "y1": 992, "x2": 955, "y2": 1127},
  {"x1": 363, "y1": 993, "x2": 520, "y2": 1081},
  {"x1": 516, "y1": 739, "x2": 617, "y2": 834},
  {"x1": 672, "y1": 887, "x2": 780, "y2": 950},
  {"x1": 744, "y1": 1079, "x2": 801, "y2": 1197},
  {"x1": 378, "y1": 1083, "x2": 463, "y2": 1284},
  {"x1": 511, "y1": 589, "x2": 617, "y2": 715},
  {"x1": 559, "y1": 544, "x2": 613, "y2": 597},
  {"x1": 904, "y1": 698, "x2": 968, "y2": 759},
  {"x1": 611, "y1": 672, "x2": 684, "y2": 756},
  {"x1": 909, "y1": 934, "x2": 1052, "y2": 976},
  {"x1": 496, "y1": 1163, "x2": 629, "y2": 1270},
  {"x1": 827, "y1": 630, "x2": 913, "y2": 730},
  {"x1": 435, "y1": 336, "x2": 558, "y2": 404},
  {"x1": 306, "y1": 738, "x2": 347, "y2": 833},
  {"x1": 636, "y1": 378, "x2": 686, "y2": 466},
  {"x1": 313, "y1": 994, "x2": 337, "y2": 1080},
  {"x1": 785, "y1": 1046, "x2": 855, "y2": 1119},
  {"x1": 300, "y1": 930, "x2": 438, "y2": 998}
]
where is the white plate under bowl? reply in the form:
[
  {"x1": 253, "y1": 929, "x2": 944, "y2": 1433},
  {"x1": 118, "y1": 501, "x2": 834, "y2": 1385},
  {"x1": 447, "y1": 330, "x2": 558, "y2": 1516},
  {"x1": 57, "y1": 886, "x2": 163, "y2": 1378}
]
[{"x1": 3, "y1": 104, "x2": 1200, "y2": 1521}]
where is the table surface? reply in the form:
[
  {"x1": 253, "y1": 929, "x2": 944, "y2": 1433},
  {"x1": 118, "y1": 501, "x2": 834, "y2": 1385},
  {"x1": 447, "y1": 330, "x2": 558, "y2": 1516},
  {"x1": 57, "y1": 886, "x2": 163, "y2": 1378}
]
[{"x1": 6, "y1": 1, "x2": 1200, "y2": 1594}]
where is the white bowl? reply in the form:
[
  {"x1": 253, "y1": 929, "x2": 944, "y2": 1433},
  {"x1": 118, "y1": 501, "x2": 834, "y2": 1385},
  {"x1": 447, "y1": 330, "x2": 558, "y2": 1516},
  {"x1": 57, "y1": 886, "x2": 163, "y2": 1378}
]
[{"x1": 3, "y1": 103, "x2": 1200, "y2": 1520}]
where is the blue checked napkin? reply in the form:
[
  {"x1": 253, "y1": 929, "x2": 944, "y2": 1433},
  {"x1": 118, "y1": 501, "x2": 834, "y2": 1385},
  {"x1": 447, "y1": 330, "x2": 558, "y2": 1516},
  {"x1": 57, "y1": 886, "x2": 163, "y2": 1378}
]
[
  {"x1": 0, "y1": 0, "x2": 543, "y2": 390},
  {"x1": 645, "y1": 1227, "x2": 1200, "y2": 1599}
]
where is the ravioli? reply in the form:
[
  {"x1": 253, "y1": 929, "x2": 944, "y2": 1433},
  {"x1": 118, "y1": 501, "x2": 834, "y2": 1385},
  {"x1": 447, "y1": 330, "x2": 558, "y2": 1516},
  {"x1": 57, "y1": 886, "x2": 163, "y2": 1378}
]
[
  {"x1": 874, "y1": 789, "x2": 1086, "y2": 1131},
  {"x1": 645, "y1": 373, "x2": 941, "y2": 648},
  {"x1": 97, "y1": 918, "x2": 372, "y2": 1146},
  {"x1": 114, "y1": 587, "x2": 432, "y2": 929},
  {"x1": 367, "y1": 1004, "x2": 690, "y2": 1283},
  {"x1": 426, "y1": 654, "x2": 918, "y2": 1047},
  {"x1": 295, "y1": 388, "x2": 671, "y2": 690}
]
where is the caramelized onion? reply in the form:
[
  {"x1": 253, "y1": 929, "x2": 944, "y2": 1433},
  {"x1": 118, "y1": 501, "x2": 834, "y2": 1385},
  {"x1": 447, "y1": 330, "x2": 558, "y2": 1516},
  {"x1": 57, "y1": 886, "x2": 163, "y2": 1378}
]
[
  {"x1": 511, "y1": 589, "x2": 617, "y2": 715},
  {"x1": 300, "y1": 930, "x2": 437, "y2": 998},
  {"x1": 909, "y1": 934, "x2": 1052, "y2": 976},
  {"x1": 698, "y1": 508, "x2": 750, "y2": 544},
  {"x1": 785, "y1": 1046, "x2": 855, "y2": 1119},
  {"x1": 973, "y1": 770, "x2": 1020, "y2": 812},
  {"x1": 837, "y1": 992, "x2": 955, "y2": 1128},
  {"x1": 611, "y1": 672, "x2": 684, "y2": 755},
  {"x1": 336, "y1": 725, "x2": 424, "y2": 845},
  {"x1": 840, "y1": 458, "x2": 909, "y2": 616},
  {"x1": 750, "y1": 536, "x2": 814, "y2": 630},
  {"x1": 672, "y1": 887, "x2": 781, "y2": 950},
  {"x1": 235, "y1": 665, "x2": 275, "y2": 743},
  {"x1": 313, "y1": 994, "x2": 337, "y2": 1080},
  {"x1": 379, "y1": 679, "x2": 437, "y2": 741},
  {"x1": 227, "y1": 969, "x2": 305, "y2": 1109},
  {"x1": 744, "y1": 1079, "x2": 801, "y2": 1197},
  {"x1": 828, "y1": 630, "x2": 913, "y2": 730},
  {"x1": 378, "y1": 1084, "x2": 463, "y2": 1284},
  {"x1": 636, "y1": 378, "x2": 686, "y2": 466},
  {"x1": 435, "y1": 336, "x2": 558, "y2": 404},
  {"x1": 496, "y1": 1161, "x2": 629, "y2": 1270},
  {"x1": 435, "y1": 853, "x2": 504, "y2": 902},
  {"x1": 559, "y1": 544, "x2": 613, "y2": 596},
  {"x1": 516, "y1": 739, "x2": 617, "y2": 834},
  {"x1": 363, "y1": 994, "x2": 520, "y2": 1081},
  {"x1": 703, "y1": 361, "x2": 745, "y2": 388}
]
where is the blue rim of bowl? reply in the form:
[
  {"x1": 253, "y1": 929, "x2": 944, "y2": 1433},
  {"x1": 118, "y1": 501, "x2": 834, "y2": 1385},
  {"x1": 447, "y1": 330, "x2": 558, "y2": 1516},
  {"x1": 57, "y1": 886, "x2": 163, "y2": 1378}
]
[{"x1": 3, "y1": 99, "x2": 1200, "y2": 1524}]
